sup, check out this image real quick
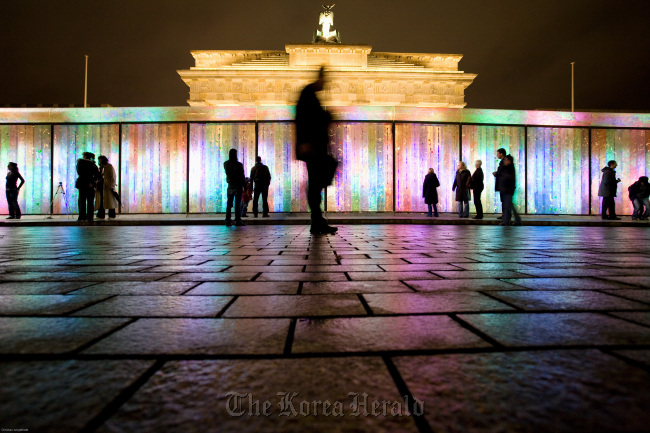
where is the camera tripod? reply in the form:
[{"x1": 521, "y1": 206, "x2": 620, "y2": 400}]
[{"x1": 46, "y1": 182, "x2": 71, "y2": 219}]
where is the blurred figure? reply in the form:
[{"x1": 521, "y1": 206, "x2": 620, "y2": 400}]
[
  {"x1": 223, "y1": 148, "x2": 246, "y2": 227},
  {"x1": 493, "y1": 148, "x2": 506, "y2": 220},
  {"x1": 295, "y1": 67, "x2": 338, "y2": 235},
  {"x1": 76, "y1": 152, "x2": 99, "y2": 223},
  {"x1": 628, "y1": 176, "x2": 650, "y2": 221},
  {"x1": 95, "y1": 155, "x2": 118, "y2": 219},
  {"x1": 241, "y1": 177, "x2": 252, "y2": 218},
  {"x1": 250, "y1": 156, "x2": 271, "y2": 218},
  {"x1": 469, "y1": 159, "x2": 484, "y2": 219},
  {"x1": 499, "y1": 155, "x2": 522, "y2": 226},
  {"x1": 598, "y1": 160, "x2": 621, "y2": 220},
  {"x1": 422, "y1": 168, "x2": 440, "y2": 217},
  {"x1": 452, "y1": 161, "x2": 471, "y2": 218},
  {"x1": 5, "y1": 162, "x2": 25, "y2": 219}
]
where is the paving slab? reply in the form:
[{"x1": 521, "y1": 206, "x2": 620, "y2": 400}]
[
  {"x1": 292, "y1": 315, "x2": 492, "y2": 353},
  {"x1": 302, "y1": 281, "x2": 413, "y2": 294},
  {"x1": 0, "y1": 317, "x2": 129, "y2": 354},
  {"x1": 503, "y1": 277, "x2": 634, "y2": 290},
  {"x1": 363, "y1": 292, "x2": 515, "y2": 314},
  {"x1": 0, "y1": 294, "x2": 110, "y2": 316},
  {"x1": 405, "y1": 279, "x2": 520, "y2": 292},
  {"x1": 223, "y1": 294, "x2": 366, "y2": 317},
  {"x1": 488, "y1": 290, "x2": 649, "y2": 311},
  {"x1": 0, "y1": 282, "x2": 94, "y2": 295},
  {"x1": 96, "y1": 358, "x2": 418, "y2": 433},
  {"x1": 459, "y1": 313, "x2": 650, "y2": 347},
  {"x1": 394, "y1": 350, "x2": 650, "y2": 433},
  {"x1": 0, "y1": 360, "x2": 155, "y2": 433},
  {"x1": 186, "y1": 282, "x2": 298, "y2": 295},
  {"x1": 68, "y1": 281, "x2": 199, "y2": 296},
  {"x1": 160, "y1": 272, "x2": 257, "y2": 282},
  {"x1": 602, "y1": 276, "x2": 650, "y2": 288},
  {"x1": 256, "y1": 272, "x2": 347, "y2": 282},
  {"x1": 72, "y1": 295, "x2": 233, "y2": 317},
  {"x1": 608, "y1": 312, "x2": 650, "y2": 327},
  {"x1": 83, "y1": 318, "x2": 290, "y2": 355}
]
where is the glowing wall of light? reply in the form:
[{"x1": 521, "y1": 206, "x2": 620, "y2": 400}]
[
  {"x1": 328, "y1": 122, "x2": 393, "y2": 212},
  {"x1": 0, "y1": 125, "x2": 51, "y2": 214},
  {"x1": 591, "y1": 129, "x2": 650, "y2": 216},
  {"x1": 52, "y1": 124, "x2": 119, "y2": 214},
  {"x1": 257, "y1": 122, "x2": 308, "y2": 212},
  {"x1": 121, "y1": 123, "x2": 187, "y2": 213},
  {"x1": 462, "y1": 125, "x2": 525, "y2": 213},
  {"x1": 396, "y1": 123, "x2": 459, "y2": 212},
  {"x1": 527, "y1": 128, "x2": 590, "y2": 214},
  {"x1": 189, "y1": 123, "x2": 255, "y2": 212}
]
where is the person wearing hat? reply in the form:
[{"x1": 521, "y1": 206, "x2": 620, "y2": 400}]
[{"x1": 76, "y1": 151, "x2": 99, "y2": 222}]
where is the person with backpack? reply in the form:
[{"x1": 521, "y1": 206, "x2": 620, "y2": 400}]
[{"x1": 250, "y1": 156, "x2": 271, "y2": 218}]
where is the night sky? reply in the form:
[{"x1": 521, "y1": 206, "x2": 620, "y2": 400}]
[{"x1": 2, "y1": 0, "x2": 649, "y2": 111}]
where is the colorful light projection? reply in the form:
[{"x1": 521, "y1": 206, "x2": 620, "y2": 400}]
[
  {"x1": 52, "y1": 124, "x2": 119, "y2": 214},
  {"x1": 257, "y1": 122, "x2": 308, "y2": 212},
  {"x1": 591, "y1": 129, "x2": 650, "y2": 216},
  {"x1": 328, "y1": 122, "x2": 393, "y2": 212},
  {"x1": 121, "y1": 124, "x2": 187, "y2": 213},
  {"x1": 396, "y1": 123, "x2": 459, "y2": 212},
  {"x1": 527, "y1": 128, "x2": 590, "y2": 214},
  {"x1": 189, "y1": 123, "x2": 256, "y2": 213},
  {"x1": 462, "y1": 125, "x2": 525, "y2": 214},
  {"x1": 0, "y1": 125, "x2": 51, "y2": 214}
]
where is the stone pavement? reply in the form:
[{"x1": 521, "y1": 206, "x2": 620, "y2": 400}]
[{"x1": 0, "y1": 225, "x2": 649, "y2": 432}]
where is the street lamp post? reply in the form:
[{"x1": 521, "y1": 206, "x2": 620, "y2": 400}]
[
  {"x1": 84, "y1": 55, "x2": 89, "y2": 108},
  {"x1": 571, "y1": 62, "x2": 575, "y2": 112}
]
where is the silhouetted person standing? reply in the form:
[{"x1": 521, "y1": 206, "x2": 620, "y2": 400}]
[
  {"x1": 453, "y1": 161, "x2": 471, "y2": 218},
  {"x1": 493, "y1": 148, "x2": 506, "y2": 219},
  {"x1": 296, "y1": 67, "x2": 337, "y2": 235},
  {"x1": 250, "y1": 156, "x2": 271, "y2": 218},
  {"x1": 599, "y1": 160, "x2": 621, "y2": 220},
  {"x1": 498, "y1": 155, "x2": 522, "y2": 226},
  {"x1": 223, "y1": 148, "x2": 246, "y2": 227},
  {"x1": 95, "y1": 155, "x2": 118, "y2": 219},
  {"x1": 469, "y1": 159, "x2": 484, "y2": 219},
  {"x1": 76, "y1": 152, "x2": 99, "y2": 223},
  {"x1": 6, "y1": 162, "x2": 25, "y2": 219},
  {"x1": 422, "y1": 168, "x2": 440, "y2": 217}
]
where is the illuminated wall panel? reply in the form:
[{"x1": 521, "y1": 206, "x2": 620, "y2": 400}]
[
  {"x1": 462, "y1": 125, "x2": 525, "y2": 213},
  {"x1": 328, "y1": 123, "x2": 393, "y2": 212},
  {"x1": 52, "y1": 124, "x2": 119, "y2": 214},
  {"x1": 527, "y1": 128, "x2": 589, "y2": 214},
  {"x1": 0, "y1": 125, "x2": 51, "y2": 214},
  {"x1": 257, "y1": 123, "x2": 308, "y2": 212},
  {"x1": 396, "y1": 124, "x2": 459, "y2": 212},
  {"x1": 189, "y1": 123, "x2": 255, "y2": 212},
  {"x1": 121, "y1": 123, "x2": 187, "y2": 213},
  {"x1": 591, "y1": 129, "x2": 650, "y2": 215}
]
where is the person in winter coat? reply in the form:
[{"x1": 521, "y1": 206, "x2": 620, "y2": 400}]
[
  {"x1": 422, "y1": 168, "x2": 440, "y2": 217},
  {"x1": 492, "y1": 148, "x2": 507, "y2": 220},
  {"x1": 250, "y1": 156, "x2": 272, "y2": 218},
  {"x1": 628, "y1": 176, "x2": 650, "y2": 220},
  {"x1": 223, "y1": 148, "x2": 246, "y2": 227},
  {"x1": 452, "y1": 161, "x2": 471, "y2": 218},
  {"x1": 95, "y1": 155, "x2": 118, "y2": 219},
  {"x1": 498, "y1": 155, "x2": 522, "y2": 226},
  {"x1": 469, "y1": 160, "x2": 484, "y2": 219},
  {"x1": 598, "y1": 160, "x2": 621, "y2": 220},
  {"x1": 295, "y1": 67, "x2": 337, "y2": 235},
  {"x1": 76, "y1": 152, "x2": 100, "y2": 223}
]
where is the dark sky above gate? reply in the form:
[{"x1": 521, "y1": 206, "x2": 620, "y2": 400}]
[{"x1": 2, "y1": 0, "x2": 649, "y2": 111}]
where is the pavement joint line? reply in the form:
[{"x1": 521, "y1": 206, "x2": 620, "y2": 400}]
[
  {"x1": 448, "y1": 313, "x2": 505, "y2": 348},
  {"x1": 4, "y1": 345, "x2": 650, "y2": 361},
  {"x1": 382, "y1": 356, "x2": 434, "y2": 433},
  {"x1": 592, "y1": 289, "x2": 650, "y2": 306},
  {"x1": 477, "y1": 290, "x2": 527, "y2": 312},
  {"x1": 357, "y1": 294, "x2": 374, "y2": 316},
  {"x1": 296, "y1": 282, "x2": 304, "y2": 295},
  {"x1": 598, "y1": 311, "x2": 650, "y2": 329},
  {"x1": 213, "y1": 295, "x2": 238, "y2": 318},
  {"x1": 69, "y1": 318, "x2": 139, "y2": 355},
  {"x1": 283, "y1": 318, "x2": 297, "y2": 355},
  {"x1": 598, "y1": 348, "x2": 650, "y2": 374},
  {"x1": 79, "y1": 359, "x2": 165, "y2": 433},
  {"x1": 178, "y1": 282, "x2": 205, "y2": 295},
  {"x1": 63, "y1": 294, "x2": 119, "y2": 316}
]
